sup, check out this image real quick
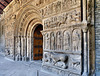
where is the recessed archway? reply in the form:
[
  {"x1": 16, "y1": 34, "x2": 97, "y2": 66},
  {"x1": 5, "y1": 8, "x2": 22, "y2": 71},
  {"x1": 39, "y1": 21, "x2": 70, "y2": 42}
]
[{"x1": 33, "y1": 24, "x2": 43, "y2": 60}]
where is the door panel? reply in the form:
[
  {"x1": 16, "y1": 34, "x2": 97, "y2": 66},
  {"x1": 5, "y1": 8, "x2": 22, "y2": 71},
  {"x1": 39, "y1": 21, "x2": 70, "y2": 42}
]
[{"x1": 33, "y1": 25, "x2": 43, "y2": 60}]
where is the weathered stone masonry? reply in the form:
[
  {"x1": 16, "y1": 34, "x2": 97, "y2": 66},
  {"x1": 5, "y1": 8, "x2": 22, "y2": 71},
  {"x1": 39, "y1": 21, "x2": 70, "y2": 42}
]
[
  {"x1": 95, "y1": 0, "x2": 100, "y2": 75},
  {"x1": 0, "y1": 0, "x2": 96, "y2": 76}
]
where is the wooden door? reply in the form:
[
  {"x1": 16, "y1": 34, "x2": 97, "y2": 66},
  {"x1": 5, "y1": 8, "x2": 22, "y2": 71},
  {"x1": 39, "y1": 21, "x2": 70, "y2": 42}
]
[{"x1": 33, "y1": 25, "x2": 43, "y2": 60}]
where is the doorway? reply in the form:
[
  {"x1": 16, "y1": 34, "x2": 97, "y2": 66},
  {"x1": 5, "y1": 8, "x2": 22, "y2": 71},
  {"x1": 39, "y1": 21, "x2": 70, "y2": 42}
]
[{"x1": 33, "y1": 24, "x2": 43, "y2": 60}]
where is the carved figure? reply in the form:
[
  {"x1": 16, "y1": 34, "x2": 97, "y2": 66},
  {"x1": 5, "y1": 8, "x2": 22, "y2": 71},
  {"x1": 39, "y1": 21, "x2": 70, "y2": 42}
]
[
  {"x1": 70, "y1": 0, "x2": 76, "y2": 5},
  {"x1": 70, "y1": 55, "x2": 81, "y2": 70},
  {"x1": 73, "y1": 29, "x2": 81, "y2": 51},
  {"x1": 56, "y1": 1, "x2": 61, "y2": 13},
  {"x1": 43, "y1": 52, "x2": 51, "y2": 63},
  {"x1": 57, "y1": 32, "x2": 62, "y2": 50},
  {"x1": 50, "y1": 33, "x2": 55, "y2": 50},
  {"x1": 43, "y1": 52, "x2": 68, "y2": 69},
  {"x1": 64, "y1": 31, "x2": 70, "y2": 50},
  {"x1": 50, "y1": 52, "x2": 68, "y2": 64},
  {"x1": 45, "y1": 33, "x2": 50, "y2": 49}
]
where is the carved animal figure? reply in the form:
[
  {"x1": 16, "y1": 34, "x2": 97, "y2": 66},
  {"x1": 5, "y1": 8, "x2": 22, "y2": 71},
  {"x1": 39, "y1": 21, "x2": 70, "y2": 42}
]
[{"x1": 50, "y1": 52, "x2": 68, "y2": 64}]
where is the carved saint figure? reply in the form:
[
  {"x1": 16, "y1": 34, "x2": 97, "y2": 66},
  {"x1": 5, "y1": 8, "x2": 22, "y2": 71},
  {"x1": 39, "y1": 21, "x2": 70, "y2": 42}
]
[
  {"x1": 72, "y1": 29, "x2": 81, "y2": 51},
  {"x1": 45, "y1": 33, "x2": 50, "y2": 49},
  {"x1": 70, "y1": 0, "x2": 76, "y2": 5},
  {"x1": 50, "y1": 33, "x2": 55, "y2": 50},
  {"x1": 64, "y1": 31, "x2": 70, "y2": 50},
  {"x1": 57, "y1": 32, "x2": 62, "y2": 50}
]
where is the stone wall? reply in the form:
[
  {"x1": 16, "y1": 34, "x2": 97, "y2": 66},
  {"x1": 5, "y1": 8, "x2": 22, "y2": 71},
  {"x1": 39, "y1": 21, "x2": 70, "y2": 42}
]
[
  {"x1": 0, "y1": 14, "x2": 5, "y2": 53},
  {"x1": 95, "y1": 0, "x2": 100, "y2": 75}
]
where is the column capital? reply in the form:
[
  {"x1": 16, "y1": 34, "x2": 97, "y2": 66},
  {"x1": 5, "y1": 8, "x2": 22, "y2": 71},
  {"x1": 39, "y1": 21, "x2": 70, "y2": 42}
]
[{"x1": 82, "y1": 27, "x2": 88, "y2": 33}]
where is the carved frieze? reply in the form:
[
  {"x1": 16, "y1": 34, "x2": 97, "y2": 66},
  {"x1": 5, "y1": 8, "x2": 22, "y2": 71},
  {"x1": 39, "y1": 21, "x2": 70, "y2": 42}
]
[
  {"x1": 43, "y1": 10, "x2": 81, "y2": 30},
  {"x1": 40, "y1": 0, "x2": 81, "y2": 18}
]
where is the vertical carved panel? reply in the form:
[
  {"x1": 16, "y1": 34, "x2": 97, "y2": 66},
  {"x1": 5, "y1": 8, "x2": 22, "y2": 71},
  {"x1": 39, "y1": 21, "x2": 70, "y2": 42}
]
[
  {"x1": 56, "y1": 31, "x2": 63, "y2": 50},
  {"x1": 50, "y1": 32, "x2": 55, "y2": 50},
  {"x1": 45, "y1": 33, "x2": 50, "y2": 50},
  {"x1": 64, "y1": 31, "x2": 71, "y2": 51},
  {"x1": 72, "y1": 29, "x2": 81, "y2": 52}
]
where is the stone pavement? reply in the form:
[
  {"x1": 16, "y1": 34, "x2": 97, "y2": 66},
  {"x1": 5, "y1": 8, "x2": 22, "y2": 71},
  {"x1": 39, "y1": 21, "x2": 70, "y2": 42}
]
[{"x1": 0, "y1": 53, "x2": 57, "y2": 76}]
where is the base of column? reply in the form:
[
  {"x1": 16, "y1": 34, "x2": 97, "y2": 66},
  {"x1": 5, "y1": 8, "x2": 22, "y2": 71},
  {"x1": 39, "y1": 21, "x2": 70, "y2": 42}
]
[{"x1": 82, "y1": 72, "x2": 88, "y2": 76}]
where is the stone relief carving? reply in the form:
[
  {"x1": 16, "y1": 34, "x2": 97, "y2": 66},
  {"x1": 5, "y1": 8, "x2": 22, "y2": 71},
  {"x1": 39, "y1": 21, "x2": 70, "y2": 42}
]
[
  {"x1": 62, "y1": 0, "x2": 68, "y2": 10},
  {"x1": 50, "y1": 32, "x2": 55, "y2": 50},
  {"x1": 57, "y1": 32, "x2": 62, "y2": 50},
  {"x1": 43, "y1": 10, "x2": 81, "y2": 29},
  {"x1": 43, "y1": 52, "x2": 68, "y2": 69},
  {"x1": 45, "y1": 33, "x2": 50, "y2": 49},
  {"x1": 40, "y1": 0, "x2": 81, "y2": 18},
  {"x1": 36, "y1": 0, "x2": 44, "y2": 6},
  {"x1": 72, "y1": 29, "x2": 81, "y2": 51},
  {"x1": 64, "y1": 31, "x2": 71, "y2": 51},
  {"x1": 15, "y1": 0, "x2": 20, "y2": 3},
  {"x1": 69, "y1": 55, "x2": 81, "y2": 73}
]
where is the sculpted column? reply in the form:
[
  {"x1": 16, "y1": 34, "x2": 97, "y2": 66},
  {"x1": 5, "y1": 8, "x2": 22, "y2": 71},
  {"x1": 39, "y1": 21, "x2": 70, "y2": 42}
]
[
  {"x1": 27, "y1": 36, "x2": 31, "y2": 61},
  {"x1": 21, "y1": 36, "x2": 24, "y2": 61},
  {"x1": 14, "y1": 36, "x2": 16, "y2": 60},
  {"x1": 82, "y1": 0, "x2": 88, "y2": 76},
  {"x1": 82, "y1": 27, "x2": 88, "y2": 76},
  {"x1": 23, "y1": 36, "x2": 27, "y2": 61}
]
